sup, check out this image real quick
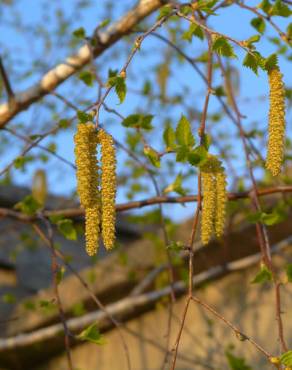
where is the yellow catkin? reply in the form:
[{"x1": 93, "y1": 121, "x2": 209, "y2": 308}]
[
  {"x1": 74, "y1": 122, "x2": 100, "y2": 255},
  {"x1": 98, "y1": 129, "x2": 117, "y2": 250},
  {"x1": 215, "y1": 170, "x2": 227, "y2": 238},
  {"x1": 201, "y1": 155, "x2": 227, "y2": 245},
  {"x1": 85, "y1": 205, "x2": 100, "y2": 256},
  {"x1": 266, "y1": 67, "x2": 286, "y2": 176},
  {"x1": 74, "y1": 123, "x2": 99, "y2": 208},
  {"x1": 201, "y1": 171, "x2": 216, "y2": 245}
]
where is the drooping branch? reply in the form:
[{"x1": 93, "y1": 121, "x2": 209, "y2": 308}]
[
  {"x1": 0, "y1": 56, "x2": 14, "y2": 103},
  {"x1": 2, "y1": 234, "x2": 291, "y2": 355},
  {"x1": 0, "y1": 185, "x2": 291, "y2": 222},
  {"x1": 0, "y1": 0, "x2": 168, "y2": 127}
]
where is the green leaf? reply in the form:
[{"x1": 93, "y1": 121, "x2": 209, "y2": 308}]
[
  {"x1": 79, "y1": 71, "x2": 94, "y2": 86},
  {"x1": 264, "y1": 53, "x2": 278, "y2": 72},
  {"x1": 2, "y1": 293, "x2": 16, "y2": 304},
  {"x1": 167, "y1": 241, "x2": 184, "y2": 252},
  {"x1": 280, "y1": 350, "x2": 292, "y2": 366},
  {"x1": 77, "y1": 323, "x2": 106, "y2": 345},
  {"x1": 14, "y1": 155, "x2": 34, "y2": 170},
  {"x1": 225, "y1": 350, "x2": 253, "y2": 370},
  {"x1": 188, "y1": 145, "x2": 208, "y2": 166},
  {"x1": 175, "y1": 115, "x2": 195, "y2": 147},
  {"x1": 56, "y1": 266, "x2": 66, "y2": 285},
  {"x1": 182, "y1": 23, "x2": 204, "y2": 42},
  {"x1": 57, "y1": 219, "x2": 77, "y2": 240},
  {"x1": 97, "y1": 19, "x2": 110, "y2": 29},
  {"x1": 245, "y1": 34, "x2": 261, "y2": 47},
  {"x1": 287, "y1": 23, "x2": 292, "y2": 40},
  {"x1": 197, "y1": 0, "x2": 219, "y2": 14},
  {"x1": 58, "y1": 119, "x2": 70, "y2": 129},
  {"x1": 143, "y1": 146, "x2": 160, "y2": 168},
  {"x1": 163, "y1": 125, "x2": 176, "y2": 151},
  {"x1": 14, "y1": 195, "x2": 41, "y2": 215},
  {"x1": 243, "y1": 53, "x2": 259, "y2": 75},
  {"x1": 72, "y1": 27, "x2": 86, "y2": 38},
  {"x1": 251, "y1": 17, "x2": 266, "y2": 34},
  {"x1": 201, "y1": 133, "x2": 211, "y2": 150},
  {"x1": 259, "y1": 0, "x2": 272, "y2": 14},
  {"x1": 164, "y1": 174, "x2": 187, "y2": 196},
  {"x1": 175, "y1": 146, "x2": 189, "y2": 162},
  {"x1": 122, "y1": 114, "x2": 153, "y2": 130},
  {"x1": 270, "y1": 0, "x2": 291, "y2": 17},
  {"x1": 261, "y1": 211, "x2": 284, "y2": 225},
  {"x1": 251, "y1": 264, "x2": 272, "y2": 284},
  {"x1": 212, "y1": 36, "x2": 236, "y2": 58},
  {"x1": 157, "y1": 5, "x2": 173, "y2": 19},
  {"x1": 247, "y1": 210, "x2": 283, "y2": 225},
  {"x1": 77, "y1": 111, "x2": 94, "y2": 123},
  {"x1": 108, "y1": 76, "x2": 126, "y2": 104},
  {"x1": 285, "y1": 264, "x2": 292, "y2": 283}
]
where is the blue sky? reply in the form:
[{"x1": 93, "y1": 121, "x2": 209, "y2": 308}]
[{"x1": 0, "y1": 0, "x2": 291, "y2": 221}]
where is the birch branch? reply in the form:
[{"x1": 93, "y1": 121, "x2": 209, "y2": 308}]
[
  {"x1": 0, "y1": 0, "x2": 167, "y2": 127},
  {"x1": 0, "y1": 235, "x2": 290, "y2": 352}
]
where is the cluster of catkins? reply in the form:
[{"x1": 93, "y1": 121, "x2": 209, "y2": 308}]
[
  {"x1": 74, "y1": 123, "x2": 116, "y2": 256},
  {"x1": 266, "y1": 66, "x2": 286, "y2": 176},
  {"x1": 201, "y1": 155, "x2": 227, "y2": 245}
]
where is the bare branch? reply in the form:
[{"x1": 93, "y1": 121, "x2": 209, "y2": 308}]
[
  {"x1": 0, "y1": 0, "x2": 168, "y2": 127},
  {"x1": 0, "y1": 56, "x2": 14, "y2": 103},
  {"x1": 2, "y1": 235, "x2": 291, "y2": 355},
  {"x1": 0, "y1": 185, "x2": 292, "y2": 222}
]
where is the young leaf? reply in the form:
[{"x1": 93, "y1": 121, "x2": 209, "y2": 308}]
[
  {"x1": 163, "y1": 125, "x2": 176, "y2": 151},
  {"x1": 108, "y1": 76, "x2": 126, "y2": 104},
  {"x1": 264, "y1": 53, "x2": 278, "y2": 72},
  {"x1": 251, "y1": 17, "x2": 266, "y2": 34},
  {"x1": 201, "y1": 133, "x2": 211, "y2": 150},
  {"x1": 2, "y1": 293, "x2": 16, "y2": 304},
  {"x1": 251, "y1": 264, "x2": 272, "y2": 284},
  {"x1": 157, "y1": 5, "x2": 173, "y2": 20},
  {"x1": 188, "y1": 145, "x2": 208, "y2": 166},
  {"x1": 212, "y1": 36, "x2": 236, "y2": 58},
  {"x1": 143, "y1": 146, "x2": 160, "y2": 168},
  {"x1": 122, "y1": 114, "x2": 153, "y2": 130},
  {"x1": 259, "y1": 0, "x2": 272, "y2": 14},
  {"x1": 182, "y1": 23, "x2": 204, "y2": 42},
  {"x1": 164, "y1": 173, "x2": 187, "y2": 196},
  {"x1": 56, "y1": 266, "x2": 66, "y2": 285},
  {"x1": 270, "y1": 0, "x2": 291, "y2": 17},
  {"x1": 175, "y1": 146, "x2": 189, "y2": 162},
  {"x1": 280, "y1": 351, "x2": 292, "y2": 366},
  {"x1": 175, "y1": 115, "x2": 195, "y2": 147},
  {"x1": 77, "y1": 323, "x2": 106, "y2": 345},
  {"x1": 57, "y1": 219, "x2": 77, "y2": 241},
  {"x1": 77, "y1": 111, "x2": 94, "y2": 123},
  {"x1": 72, "y1": 27, "x2": 86, "y2": 38},
  {"x1": 285, "y1": 264, "x2": 292, "y2": 283},
  {"x1": 261, "y1": 211, "x2": 284, "y2": 226},
  {"x1": 14, "y1": 195, "x2": 41, "y2": 215},
  {"x1": 225, "y1": 350, "x2": 253, "y2": 370},
  {"x1": 243, "y1": 53, "x2": 259, "y2": 75},
  {"x1": 79, "y1": 71, "x2": 94, "y2": 86}
]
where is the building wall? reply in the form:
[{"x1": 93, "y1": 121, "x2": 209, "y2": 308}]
[{"x1": 39, "y1": 251, "x2": 292, "y2": 370}]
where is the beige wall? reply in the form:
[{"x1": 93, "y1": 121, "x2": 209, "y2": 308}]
[{"x1": 40, "y1": 254, "x2": 292, "y2": 370}]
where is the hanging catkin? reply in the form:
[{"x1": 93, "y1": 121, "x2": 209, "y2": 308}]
[
  {"x1": 266, "y1": 67, "x2": 286, "y2": 176},
  {"x1": 85, "y1": 205, "x2": 100, "y2": 256},
  {"x1": 74, "y1": 123, "x2": 99, "y2": 208},
  {"x1": 201, "y1": 171, "x2": 216, "y2": 245},
  {"x1": 74, "y1": 123, "x2": 100, "y2": 255},
  {"x1": 98, "y1": 129, "x2": 117, "y2": 250},
  {"x1": 201, "y1": 155, "x2": 227, "y2": 245},
  {"x1": 215, "y1": 170, "x2": 227, "y2": 238}
]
